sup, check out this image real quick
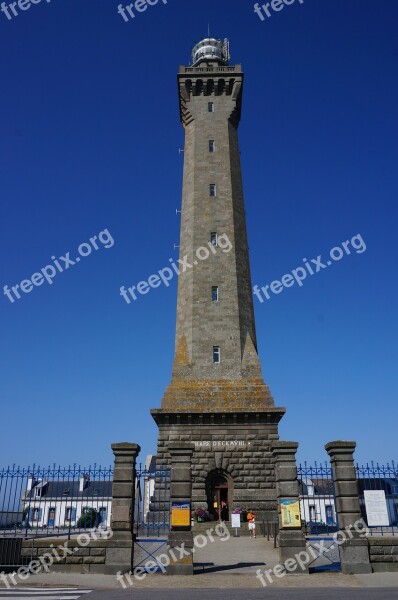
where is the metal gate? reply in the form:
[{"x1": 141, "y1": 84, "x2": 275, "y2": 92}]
[
  {"x1": 297, "y1": 462, "x2": 341, "y2": 572},
  {"x1": 132, "y1": 463, "x2": 171, "y2": 571},
  {"x1": 0, "y1": 538, "x2": 33, "y2": 570}
]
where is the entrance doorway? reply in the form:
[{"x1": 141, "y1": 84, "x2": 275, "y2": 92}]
[
  {"x1": 99, "y1": 507, "x2": 107, "y2": 525},
  {"x1": 206, "y1": 471, "x2": 233, "y2": 521},
  {"x1": 326, "y1": 505, "x2": 334, "y2": 525},
  {"x1": 47, "y1": 507, "x2": 56, "y2": 527}
]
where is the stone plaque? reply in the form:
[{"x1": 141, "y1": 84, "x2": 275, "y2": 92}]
[{"x1": 193, "y1": 440, "x2": 250, "y2": 449}]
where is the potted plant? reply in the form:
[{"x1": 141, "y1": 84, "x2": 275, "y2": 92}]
[
  {"x1": 77, "y1": 508, "x2": 99, "y2": 529},
  {"x1": 194, "y1": 507, "x2": 208, "y2": 522}
]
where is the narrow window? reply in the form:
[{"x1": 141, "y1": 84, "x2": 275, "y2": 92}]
[
  {"x1": 66, "y1": 507, "x2": 77, "y2": 523},
  {"x1": 210, "y1": 232, "x2": 217, "y2": 247},
  {"x1": 32, "y1": 508, "x2": 42, "y2": 522},
  {"x1": 213, "y1": 346, "x2": 220, "y2": 364},
  {"x1": 212, "y1": 286, "x2": 219, "y2": 302},
  {"x1": 209, "y1": 140, "x2": 215, "y2": 153},
  {"x1": 208, "y1": 102, "x2": 214, "y2": 113},
  {"x1": 209, "y1": 184, "x2": 216, "y2": 197}
]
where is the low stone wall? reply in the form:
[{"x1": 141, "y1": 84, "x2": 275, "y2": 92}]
[
  {"x1": 368, "y1": 537, "x2": 398, "y2": 572},
  {"x1": 21, "y1": 537, "x2": 132, "y2": 575}
]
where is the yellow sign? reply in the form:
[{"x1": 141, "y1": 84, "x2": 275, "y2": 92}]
[
  {"x1": 280, "y1": 499, "x2": 301, "y2": 528},
  {"x1": 171, "y1": 502, "x2": 191, "y2": 527}
]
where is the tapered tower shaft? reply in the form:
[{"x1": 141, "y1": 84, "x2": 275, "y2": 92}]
[{"x1": 161, "y1": 39, "x2": 273, "y2": 411}]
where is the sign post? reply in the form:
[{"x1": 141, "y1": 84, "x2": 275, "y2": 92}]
[
  {"x1": 171, "y1": 501, "x2": 191, "y2": 528},
  {"x1": 231, "y1": 512, "x2": 241, "y2": 537}
]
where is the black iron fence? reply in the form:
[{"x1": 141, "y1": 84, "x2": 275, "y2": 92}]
[
  {"x1": 132, "y1": 463, "x2": 171, "y2": 571},
  {"x1": 356, "y1": 462, "x2": 398, "y2": 536},
  {"x1": 297, "y1": 461, "x2": 398, "y2": 538},
  {"x1": 0, "y1": 464, "x2": 113, "y2": 539},
  {"x1": 0, "y1": 538, "x2": 28, "y2": 568},
  {"x1": 134, "y1": 463, "x2": 171, "y2": 538}
]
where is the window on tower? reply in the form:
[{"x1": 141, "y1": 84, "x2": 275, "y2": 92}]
[
  {"x1": 213, "y1": 346, "x2": 220, "y2": 364},
  {"x1": 210, "y1": 232, "x2": 218, "y2": 247},
  {"x1": 212, "y1": 286, "x2": 219, "y2": 302},
  {"x1": 209, "y1": 140, "x2": 215, "y2": 153},
  {"x1": 208, "y1": 102, "x2": 214, "y2": 113},
  {"x1": 210, "y1": 184, "x2": 216, "y2": 197}
]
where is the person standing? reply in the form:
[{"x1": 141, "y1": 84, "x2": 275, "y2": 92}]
[
  {"x1": 220, "y1": 500, "x2": 228, "y2": 521},
  {"x1": 247, "y1": 508, "x2": 256, "y2": 538}
]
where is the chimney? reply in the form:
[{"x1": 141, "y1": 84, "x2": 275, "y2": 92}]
[
  {"x1": 79, "y1": 474, "x2": 90, "y2": 492},
  {"x1": 26, "y1": 475, "x2": 35, "y2": 492}
]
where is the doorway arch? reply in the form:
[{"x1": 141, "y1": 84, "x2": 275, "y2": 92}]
[{"x1": 205, "y1": 469, "x2": 234, "y2": 521}]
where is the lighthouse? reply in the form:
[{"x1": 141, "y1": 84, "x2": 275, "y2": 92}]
[{"x1": 151, "y1": 37, "x2": 285, "y2": 520}]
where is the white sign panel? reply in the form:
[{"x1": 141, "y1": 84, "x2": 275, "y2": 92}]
[
  {"x1": 364, "y1": 490, "x2": 390, "y2": 527},
  {"x1": 231, "y1": 513, "x2": 241, "y2": 528}
]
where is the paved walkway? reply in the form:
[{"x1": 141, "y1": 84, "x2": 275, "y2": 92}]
[
  {"x1": 4, "y1": 571, "x2": 398, "y2": 591},
  {"x1": 192, "y1": 532, "x2": 279, "y2": 574},
  {"x1": 1, "y1": 536, "x2": 398, "y2": 590}
]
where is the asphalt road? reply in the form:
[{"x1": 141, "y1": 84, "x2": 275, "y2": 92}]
[{"x1": 89, "y1": 589, "x2": 398, "y2": 600}]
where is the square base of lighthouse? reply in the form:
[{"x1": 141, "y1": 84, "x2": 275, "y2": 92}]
[{"x1": 151, "y1": 408, "x2": 285, "y2": 522}]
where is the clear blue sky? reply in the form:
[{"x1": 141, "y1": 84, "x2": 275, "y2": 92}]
[{"x1": 1, "y1": 0, "x2": 397, "y2": 469}]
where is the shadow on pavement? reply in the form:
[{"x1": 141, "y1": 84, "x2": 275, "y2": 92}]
[{"x1": 194, "y1": 561, "x2": 266, "y2": 574}]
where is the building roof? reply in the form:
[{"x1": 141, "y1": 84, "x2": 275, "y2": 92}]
[
  {"x1": 24, "y1": 480, "x2": 112, "y2": 500},
  {"x1": 148, "y1": 455, "x2": 157, "y2": 472},
  {"x1": 299, "y1": 478, "x2": 335, "y2": 496},
  {"x1": 300, "y1": 477, "x2": 398, "y2": 497},
  {"x1": 358, "y1": 478, "x2": 398, "y2": 495},
  {"x1": 312, "y1": 479, "x2": 334, "y2": 495}
]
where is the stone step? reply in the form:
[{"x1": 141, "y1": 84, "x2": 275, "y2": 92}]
[{"x1": 192, "y1": 520, "x2": 278, "y2": 538}]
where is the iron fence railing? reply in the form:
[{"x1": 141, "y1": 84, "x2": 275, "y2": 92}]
[
  {"x1": 297, "y1": 462, "x2": 339, "y2": 536},
  {"x1": 356, "y1": 462, "x2": 398, "y2": 537},
  {"x1": 0, "y1": 464, "x2": 113, "y2": 539},
  {"x1": 134, "y1": 464, "x2": 171, "y2": 538},
  {"x1": 298, "y1": 461, "x2": 398, "y2": 538}
]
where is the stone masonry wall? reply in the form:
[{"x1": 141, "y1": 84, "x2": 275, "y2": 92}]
[
  {"x1": 368, "y1": 537, "x2": 398, "y2": 572},
  {"x1": 156, "y1": 420, "x2": 280, "y2": 520},
  {"x1": 20, "y1": 536, "x2": 129, "y2": 575}
]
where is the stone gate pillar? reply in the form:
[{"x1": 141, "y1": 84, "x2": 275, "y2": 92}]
[
  {"x1": 272, "y1": 441, "x2": 309, "y2": 573},
  {"x1": 325, "y1": 441, "x2": 371, "y2": 574},
  {"x1": 167, "y1": 442, "x2": 194, "y2": 575},
  {"x1": 108, "y1": 442, "x2": 141, "y2": 573}
]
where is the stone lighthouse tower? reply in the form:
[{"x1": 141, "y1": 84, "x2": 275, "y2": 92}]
[{"x1": 151, "y1": 38, "x2": 285, "y2": 520}]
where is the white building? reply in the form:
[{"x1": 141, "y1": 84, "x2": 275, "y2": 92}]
[
  {"x1": 299, "y1": 478, "x2": 337, "y2": 527},
  {"x1": 22, "y1": 474, "x2": 112, "y2": 530},
  {"x1": 142, "y1": 455, "x2": 156, "y2": 523}
]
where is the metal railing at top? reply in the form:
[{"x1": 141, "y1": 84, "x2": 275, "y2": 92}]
[
  {"x1": 297, "y1": 462, "x2": 339, "y2": 537},
  {"x1": 184, "y1": 66, "x2": 237, "y2": 73},
  {"x1": 356, "y1": 462, "x2": 398, "y2": 537},
  {"x1": 0, "y1": 464, "x2": 113, "y2": 539}
]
